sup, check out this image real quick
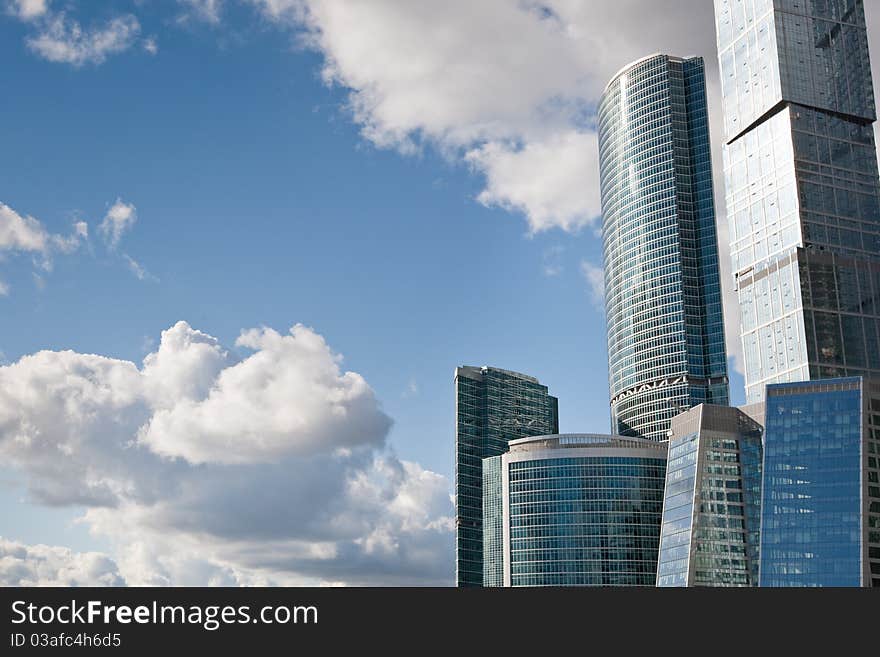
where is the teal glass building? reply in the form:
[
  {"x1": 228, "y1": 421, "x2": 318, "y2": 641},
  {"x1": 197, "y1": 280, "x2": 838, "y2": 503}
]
[
  {"x1": 714, "y1": 0, "x2": 880, "y2": 403},
  {"x1": 482, "y1": 434, "x2": 667, "y2": 587},
  {"x1": 760, "y1": 377, "x2": 880, "y2": 587},
  {"x1": 455, "y1": 366, "x2": 558, "y2": 587},
  {"x1": 598, "y1": 54, "x2": 729, "y2": 442},
  {"x1": 482, "y1": 455, "x2": 504, "y2": 587},
  {"x1": 657, "y1": 405, "x2": 763, "y2": 587}
]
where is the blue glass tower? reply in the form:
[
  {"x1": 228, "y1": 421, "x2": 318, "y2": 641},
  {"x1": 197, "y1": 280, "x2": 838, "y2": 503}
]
[
  {"x1": 455, "y1": 366, "x2": 558, "y2": 587},
  {"x1": 714, "y1": 0, "x2": 880, "y2": 403},
  {"x1": 599, "y1": 54, "x2": 729, "y2": 442},
  {"x1": 760, "y1": 377, "x2": 880, "y2": 587}
]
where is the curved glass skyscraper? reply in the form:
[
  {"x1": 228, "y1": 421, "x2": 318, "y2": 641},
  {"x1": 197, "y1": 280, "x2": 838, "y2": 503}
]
[{"x1": 598, "y1": 54, "x2": 729, "y2": 441}]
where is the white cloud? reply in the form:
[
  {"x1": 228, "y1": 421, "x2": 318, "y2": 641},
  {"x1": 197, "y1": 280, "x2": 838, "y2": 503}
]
[
  {"x1": 580, "y1": 260, "x2": 605, "y2": 312},
  {"x1": 0, "y1": 201, "x2": 87, "y2": 293},
  {"x1": 123, "y1": 254, "x2": 156, "y2": 282},
  {"x1": 99, "y1": 199, "x2": 137, "y2": 249},
  {"x1": 468, "y1": 131, "x2": 601, "y2": 233},
  {"x1": 0, "y1": 537, "x2": 125, "y2": 586},
  {"x1": 140, "y1": 322, "x2": 391, "y2": 465},
  {"x1": 179, "y1": 0, "x2": 223, "y2": 24},
  {"x1": 27, "y1": 13, "x2": 141, "y2": 67},
  {"x1": 6, "y1": 0, "x2": 48, "y2": 21},
  {"x1": 248, "y1": 0, "x2": 299, "y2": 21},
  {"x1": 0, "y1": 201, "x2": 49, "y2": 253},
  {"x1": 143, "y1": 38, "x2": 158, "y2": 55},
  {"x1": 0, "y1": 321, "x2": 453, "y2": 585},
  {"x1": 268, "y1": 0, "x2": 598, "y2": 233}
]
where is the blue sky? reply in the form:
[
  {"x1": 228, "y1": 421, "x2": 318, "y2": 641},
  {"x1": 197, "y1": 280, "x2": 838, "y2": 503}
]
[{"x1": 7, "y1": 0, "x2": 871, "y2": 585}]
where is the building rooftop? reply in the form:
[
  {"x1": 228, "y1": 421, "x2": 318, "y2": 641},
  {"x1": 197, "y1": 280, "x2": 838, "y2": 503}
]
[
  {"x1": 455, "y1": 365, "x2": 540, "y2": 384},
  {"x1": 508, "y1": 433, "x2": 667, "y2": 453},
  {"x1": 603, "y1": 53, "x2": 701, "y2": 95}
]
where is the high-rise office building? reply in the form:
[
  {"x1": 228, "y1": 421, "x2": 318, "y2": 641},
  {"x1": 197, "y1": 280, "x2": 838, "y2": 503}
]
[
  {"x1": 714, "y1": 0, "x2": 880, "y2": 403},
  {"x1": 482, "y1": 434, "x2": 667, "y2": 587},
  {"x1": 657, "y1": 404, "x2": 763, "y2": 587},
  {"x1": 455, "y1": 366, "x2": 559, "y2": 587},
  {"x1": 598, "y1": 54, "x2": 729, "y2": 442},
  {"x1": 760, "y1": 377, "x2": 880, "y2": 587},
  {"x1": 482, "y1": 455, "x2": 504, "y2": 587}
]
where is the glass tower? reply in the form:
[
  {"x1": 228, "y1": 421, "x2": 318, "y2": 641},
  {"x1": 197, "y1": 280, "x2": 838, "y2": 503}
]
[
  {"x1": 599, "y1": 54, "x2": 729, "y2": 442},
  {"x1": 657, "y1": 404, "x2": 763, "y2": 587},
  {"x1": 482, "y1": 434, "x2": 667, "y2": 587},
  {"x1": 714, "y1": 0, "x2": 880, "y2": 403},
  {"x1": 482, "y1": 455, "x2": 504, "y2": 587},
  {"x1": 760, "y1": 377, "x2": 880, "y2": 587},
  {"x1": 454, "y1": 366, "x2": 559, "y2": 587}
]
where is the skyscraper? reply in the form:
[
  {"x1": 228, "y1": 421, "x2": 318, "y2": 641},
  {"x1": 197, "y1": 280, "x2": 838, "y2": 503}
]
[
  {"x1": 760, "y1": 377, "x2": 880, "y2": 587},
  {"x1": 482, "y1": 455, "x2": 504, "y2": 587},
  {"x1": 454, "y1": 366, "x2": 559, "y2": 587},
  {"x1": 599, "y1": 54, "x2": 729, "y2": 442},
  {"x1": 482, "y1": 434, "x2": 667, "y2": 587},
  {"x1": 714, "y1": 0, "x2": 880, "y2": 403},
  {"x1": 656, "y1": 404, "x2": 763, "y2": 587}
]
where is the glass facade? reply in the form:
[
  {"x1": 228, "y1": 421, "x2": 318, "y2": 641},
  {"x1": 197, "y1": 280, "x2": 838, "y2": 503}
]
[
  {"x1": 484, "y1": 434, "x2": 667, "y2": 587},
  {"x1": 599, "y1": 54, "x2": 729, "y2": 442},
  {"x1": 760, "y1": 377, "x2": 880, "y2": 587},
  {"x1": 657, "y1": 405, "x2": 763, "y2": 586},
  {"x1": 482, "y1": 455, "x2": 504, "y2": 587},
  {"x1": 455, "y1": 366, "x2": 558, "y2": 587},
  {"x1": 714, "y1": 0, "x2": 880, "y2": 402}
]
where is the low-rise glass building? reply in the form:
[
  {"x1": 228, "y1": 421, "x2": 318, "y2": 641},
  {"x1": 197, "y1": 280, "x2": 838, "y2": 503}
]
[
  {"x1": 656, "y1": 404, "x2": 763, "y2": 587},
  {"x1": 483, "y1": 434, "x2": 667, "y2": 587},
  {"x1": 760, "y1": 377, "x2": 880, "y2": 587}
]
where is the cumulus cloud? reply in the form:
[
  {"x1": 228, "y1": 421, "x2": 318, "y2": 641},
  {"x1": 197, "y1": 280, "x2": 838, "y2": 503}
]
[
  {"x1": 0, "y1": 321, "x2": 453, "y2": 585},
  {"x1": 469, "y1": 131, "x2": 601, "y2": 233},
  {"x1": 26, "y1": 13, "x2": 140, "y2": 67},
  {"x1": 99, "y1": 199, "x2": 137, "y2": 249},
  {"x1": 140, "y1": 323, "x2": 392, "y2": 465},
  {"x1": 270, "y1": 0, "x2": 597, "y2": 233},
  {"x1": 0, "y1": 537, "x2": 125, "y2": 586}
]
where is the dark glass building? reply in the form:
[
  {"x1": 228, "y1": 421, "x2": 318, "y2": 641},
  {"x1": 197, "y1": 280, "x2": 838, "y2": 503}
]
[
  {"x1": 454, "y1": 366, "x2": 558, "y2": 587},
  {"x1": 657, "y1": 404, "x2": 763, "y2": 586},
  {"x1": 598, "y1": 54, "x2": 729, "y2": 442},
  {"x1": 760, "y1": 377, "x2": 880, "y2": 587},
  {"x1": 714, "y1": 0, "x2": 880, "y2": 403},
  {"x1": 483, "y1": 434, "x2": 667, "y2": 587}
]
